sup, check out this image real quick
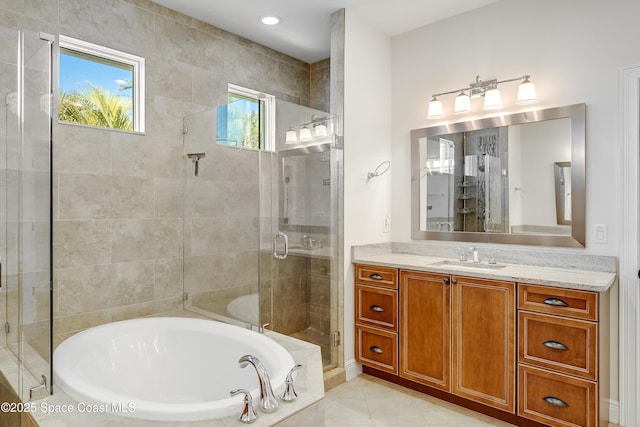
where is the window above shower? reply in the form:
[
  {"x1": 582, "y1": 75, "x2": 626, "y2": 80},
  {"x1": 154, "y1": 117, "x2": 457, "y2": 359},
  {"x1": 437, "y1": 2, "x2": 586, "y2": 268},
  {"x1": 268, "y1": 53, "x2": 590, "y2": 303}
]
[
  {"x1": 217, "y1": 83, "x2": 275, "y2": 151},
  {"x1": 58, "y1": 35, "x2": 145, "y2": 133}
]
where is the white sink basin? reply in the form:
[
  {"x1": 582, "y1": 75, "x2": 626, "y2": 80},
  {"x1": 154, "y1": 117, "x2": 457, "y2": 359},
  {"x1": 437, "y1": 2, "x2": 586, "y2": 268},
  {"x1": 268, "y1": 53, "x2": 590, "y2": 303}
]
[{"x1": 431, "y1": 260, "x2": 506, "y2": 270}]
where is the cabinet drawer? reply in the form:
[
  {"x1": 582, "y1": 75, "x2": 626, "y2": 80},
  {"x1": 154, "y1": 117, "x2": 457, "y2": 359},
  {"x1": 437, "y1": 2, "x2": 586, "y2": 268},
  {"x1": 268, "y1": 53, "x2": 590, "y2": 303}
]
[
  {"x1": 356, "y1": 284, "x2": 397, "y2": 330},
  {"x1": 519, "y1": 311, "x2": 597, "y2": 380},
  {"x1": 355, "y1": 264, "x2": 398, "y2": 289},
  {"x1": 356, "y1": 325, "x2": 398, "y2": 374},
  {"x1": 518, "y1": 284, "x2": 598, "y2": 321},
  {"x1": 518, "y1": 365, "x2": 597, "y2": 427}
]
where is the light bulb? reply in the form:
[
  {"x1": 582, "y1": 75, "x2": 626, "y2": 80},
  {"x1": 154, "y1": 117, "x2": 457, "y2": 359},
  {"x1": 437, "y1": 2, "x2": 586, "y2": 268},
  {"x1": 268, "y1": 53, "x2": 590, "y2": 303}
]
[
  {"x1": 427, "y1": 97, "x2": 443, "y2": 118},
  {"x1": 516, "y1": 77, "x2": 537, "y2": 104},
  {"x1": 483, "y1": 88, "x2": 503, "y2": 110},
  {"x1": 454, "y1": 91, "x2": 471, "y2": 114},
  {"x1": 285, "y1": 128, "x2": 297, "y2": 144},
  {"x1": 299, "y1": 126, "x2": 312, "y2": 141},
  {"x1": 314, "y1": 123, "x2": 327, "y2": 138}
]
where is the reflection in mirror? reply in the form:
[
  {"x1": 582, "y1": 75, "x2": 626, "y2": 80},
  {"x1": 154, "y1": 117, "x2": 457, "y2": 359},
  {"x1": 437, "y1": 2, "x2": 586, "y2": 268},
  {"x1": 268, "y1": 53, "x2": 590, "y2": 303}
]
[
  {"x1": 411, "y1": 104, "x2": 585, "y2": 248},
  {"x1": 554, "y1": 161, "x2": 571, "y2": 226}
]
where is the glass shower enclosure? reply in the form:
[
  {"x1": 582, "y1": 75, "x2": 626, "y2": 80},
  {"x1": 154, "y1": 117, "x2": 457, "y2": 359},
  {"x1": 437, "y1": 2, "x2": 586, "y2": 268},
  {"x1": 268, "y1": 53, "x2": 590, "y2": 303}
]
[
  {"x1": 182, "y1": 99, "x2": 341, "y2": 370},
  {"x1": 0, "y1": 27, "x2": 53, "y2": 405}
]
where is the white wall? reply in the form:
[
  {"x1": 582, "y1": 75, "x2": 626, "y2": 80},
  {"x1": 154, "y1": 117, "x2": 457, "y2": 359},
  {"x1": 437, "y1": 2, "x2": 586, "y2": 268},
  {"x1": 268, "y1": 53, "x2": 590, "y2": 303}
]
[
  {"x1": 343, "y1": 9, "x2": 392, "y2": 376},
  {"x1": 390, "y1": 0, "x2": 640, "y2": 256},
  {"x1": 388, "y1": 0, "x2": 640, "y2": 417}
]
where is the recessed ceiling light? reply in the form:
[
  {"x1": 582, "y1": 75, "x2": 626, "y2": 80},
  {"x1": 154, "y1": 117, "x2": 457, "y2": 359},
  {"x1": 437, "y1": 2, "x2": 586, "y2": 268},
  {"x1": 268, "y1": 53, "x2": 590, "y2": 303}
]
[{"x1": 260, "y1": 15, "x2": 281, "y2": 25}]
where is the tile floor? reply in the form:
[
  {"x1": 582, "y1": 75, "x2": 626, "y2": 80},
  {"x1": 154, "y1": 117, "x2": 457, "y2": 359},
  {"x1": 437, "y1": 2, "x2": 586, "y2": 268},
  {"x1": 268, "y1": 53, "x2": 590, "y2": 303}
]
[{"x1": 323, "y1": 374, "x2": 516, "y2": 426}]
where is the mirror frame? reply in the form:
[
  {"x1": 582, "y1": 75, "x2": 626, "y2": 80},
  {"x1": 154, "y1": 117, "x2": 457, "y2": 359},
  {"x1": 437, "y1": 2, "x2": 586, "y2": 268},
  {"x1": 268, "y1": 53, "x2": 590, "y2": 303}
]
[{"x1": 410, "y1": 103, "x2": 586, "y2": 248}]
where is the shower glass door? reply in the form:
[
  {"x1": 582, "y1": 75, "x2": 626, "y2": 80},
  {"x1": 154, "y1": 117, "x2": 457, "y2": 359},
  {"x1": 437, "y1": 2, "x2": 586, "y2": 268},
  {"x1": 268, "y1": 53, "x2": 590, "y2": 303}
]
[
  {"x1": 260, "y1": 100, "x2": 341, "y2": 370},
  {"x1": 182, "y1": 100, "x2": 341, "y2": 371},
  {"x1": 0, "y1": 27, "x2": 53, "y2": 402},
  {"x1": 182, "y1": 107, "x2": 261, "y2": 330}
]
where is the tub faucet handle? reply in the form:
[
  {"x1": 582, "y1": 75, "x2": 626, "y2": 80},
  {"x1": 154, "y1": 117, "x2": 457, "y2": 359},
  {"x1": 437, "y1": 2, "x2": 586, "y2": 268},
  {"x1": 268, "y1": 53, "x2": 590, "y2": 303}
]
[
  {"x1": 238, "y1": 354, "x2": 279, "y2": 413},
  {"x1": 282, "y1": 364, "x2": 303, "y2": 402},
  {"x1": 230, "y1": 389, "x2": 257, "y2": 424}
]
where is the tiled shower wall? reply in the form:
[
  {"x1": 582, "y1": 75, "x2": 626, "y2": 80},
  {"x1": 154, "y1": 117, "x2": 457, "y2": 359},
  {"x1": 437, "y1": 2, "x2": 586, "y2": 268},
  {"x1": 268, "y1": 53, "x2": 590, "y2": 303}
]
[{"x1": 0, "y1": 0, "x2": 330, "y2": 346}]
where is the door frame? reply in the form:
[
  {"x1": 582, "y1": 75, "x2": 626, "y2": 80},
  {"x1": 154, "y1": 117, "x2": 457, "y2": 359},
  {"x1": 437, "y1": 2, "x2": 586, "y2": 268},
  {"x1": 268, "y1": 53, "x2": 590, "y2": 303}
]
[{"x1": 619, "y1": 64, "x2": 640, "y2": 426}]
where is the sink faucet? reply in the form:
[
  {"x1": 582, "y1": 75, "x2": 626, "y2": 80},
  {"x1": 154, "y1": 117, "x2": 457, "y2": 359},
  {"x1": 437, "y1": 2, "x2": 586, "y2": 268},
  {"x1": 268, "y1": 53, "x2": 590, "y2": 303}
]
[
  {"x1": 469, "y1": 246, "x2": 480, "y2": 263},
  {"x1": 238, "y1": 355, "x2": 279, "y2": 413}
]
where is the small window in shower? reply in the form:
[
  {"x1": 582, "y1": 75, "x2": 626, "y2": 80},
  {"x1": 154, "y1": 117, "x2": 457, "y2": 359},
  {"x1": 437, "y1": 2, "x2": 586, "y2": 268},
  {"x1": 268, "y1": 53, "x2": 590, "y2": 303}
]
[
  {"x1": 217, "y1": 84, "x2": 275, "y2": 151},
  {"x1": 58, "y1": 35, "x2": 145, "y2": 133}
]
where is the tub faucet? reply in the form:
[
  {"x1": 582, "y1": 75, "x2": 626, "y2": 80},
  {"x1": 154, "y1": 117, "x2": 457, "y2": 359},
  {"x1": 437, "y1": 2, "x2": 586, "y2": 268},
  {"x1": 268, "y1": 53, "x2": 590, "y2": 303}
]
[{"x1": 238, "y1": 355, "x2": 279, "y2": 413}]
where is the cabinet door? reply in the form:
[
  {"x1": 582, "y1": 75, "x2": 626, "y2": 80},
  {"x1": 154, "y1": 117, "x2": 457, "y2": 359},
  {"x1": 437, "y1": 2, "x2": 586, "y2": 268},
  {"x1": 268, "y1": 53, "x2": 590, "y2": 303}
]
[
  {"x1": 452, "y1": 276, "x2": 515, "y2": 413},
  {"x1": 399, "y1": 270, "x2": 451, "y2": 391}
]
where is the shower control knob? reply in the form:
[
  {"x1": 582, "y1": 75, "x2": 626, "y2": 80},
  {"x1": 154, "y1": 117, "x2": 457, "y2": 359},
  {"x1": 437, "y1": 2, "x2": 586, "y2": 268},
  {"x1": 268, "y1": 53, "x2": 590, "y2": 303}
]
[{"x1": 282, "y1": 364, "x2": 303, "y2": 402}]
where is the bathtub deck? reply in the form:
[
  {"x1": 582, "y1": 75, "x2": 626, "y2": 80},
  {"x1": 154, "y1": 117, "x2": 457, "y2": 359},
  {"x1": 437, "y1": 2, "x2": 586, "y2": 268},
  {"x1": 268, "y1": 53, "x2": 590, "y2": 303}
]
[{"x1": 31, "y1": 312, "x2": 325, "y2": 427}]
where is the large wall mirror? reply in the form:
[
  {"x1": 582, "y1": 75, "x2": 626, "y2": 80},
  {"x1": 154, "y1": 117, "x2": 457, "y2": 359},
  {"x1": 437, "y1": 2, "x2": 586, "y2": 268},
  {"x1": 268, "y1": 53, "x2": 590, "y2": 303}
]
[{"x1": 411, "y1": 103, "x2": 585, "y2": 248}]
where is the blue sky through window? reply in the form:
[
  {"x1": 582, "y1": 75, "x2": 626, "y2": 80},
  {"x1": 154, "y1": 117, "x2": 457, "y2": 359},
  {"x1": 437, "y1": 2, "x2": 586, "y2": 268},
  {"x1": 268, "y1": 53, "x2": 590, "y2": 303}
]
[{"x1": 59, "y1": 50, "x2": 133, "y2": 97}]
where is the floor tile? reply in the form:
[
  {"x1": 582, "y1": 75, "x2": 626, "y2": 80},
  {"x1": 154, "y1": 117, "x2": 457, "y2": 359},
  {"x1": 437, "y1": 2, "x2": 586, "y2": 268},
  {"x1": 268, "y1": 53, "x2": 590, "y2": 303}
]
[{"x1": 324, "y1": 375, "x2": 516, "y2": 427}]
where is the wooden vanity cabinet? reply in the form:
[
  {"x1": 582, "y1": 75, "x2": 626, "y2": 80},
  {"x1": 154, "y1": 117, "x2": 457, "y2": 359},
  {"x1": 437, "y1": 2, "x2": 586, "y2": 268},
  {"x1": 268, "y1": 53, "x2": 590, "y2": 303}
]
[
  {"x1": 398, "y1": 270, "x2": 515, "y2": 412},
  {"x1": 399, "y1": 270, "x2": 451, "y2": 391},
  {"x1": 355, "y1": 263, "x2": 607, "y2": 426},
  {"x1": 452, "y1": 276, "x2": 516, "y2": 413},
  {"x1": 354, "y1": 264, "x2": 398, "y2": 374},
  {"x1": 517, "y1": 283, "x2": 600, "y2": 427}
]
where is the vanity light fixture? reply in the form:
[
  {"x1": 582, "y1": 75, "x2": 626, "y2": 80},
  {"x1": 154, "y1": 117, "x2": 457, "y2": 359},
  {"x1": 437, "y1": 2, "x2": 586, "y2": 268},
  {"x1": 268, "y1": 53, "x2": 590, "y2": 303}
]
[
  {"x1": 285, "y1": 127, "x2": 297, "y2": 144},
  {"x1": 314, "y1": 123, "x2": 327, "y2": 138},
  {"x1": 427, "y1": 74, "x2": 536, "y2": 118},
  {"x1": 284, "y1": 115, "x2": 333, "y2": 145},
  {"x1": 299, "y1": 126, "x2": 312, "y2": 141},
  {"x1": 260, "y1": 15, "x2": 282, "y2": 25}
]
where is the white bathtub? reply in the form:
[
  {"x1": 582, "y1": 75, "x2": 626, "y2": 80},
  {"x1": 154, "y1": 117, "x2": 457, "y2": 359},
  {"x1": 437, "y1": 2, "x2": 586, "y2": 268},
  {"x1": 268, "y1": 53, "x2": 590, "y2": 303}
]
[{"x1": 53, "y1": 317, "x2": 295, "y2": 421}]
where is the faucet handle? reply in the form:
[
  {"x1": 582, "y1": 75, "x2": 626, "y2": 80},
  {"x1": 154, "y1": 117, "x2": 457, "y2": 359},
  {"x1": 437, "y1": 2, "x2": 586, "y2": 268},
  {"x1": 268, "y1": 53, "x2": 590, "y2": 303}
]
[
  {"x1": 230, "y1": 389, "x2": 258, "y2": 424},
  {"x1": 455, "y1": 247, "x2": 466, "y2": 261},
  {"x1": 282, "y1": 364, "x2": 303, "y2": 402},
  {"x1": 488, "y1": 250, "x2": 500, "y2": 265}
]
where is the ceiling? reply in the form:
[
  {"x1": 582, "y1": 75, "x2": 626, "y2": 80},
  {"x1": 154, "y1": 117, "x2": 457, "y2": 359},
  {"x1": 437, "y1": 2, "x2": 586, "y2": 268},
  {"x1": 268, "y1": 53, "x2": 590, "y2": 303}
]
[{"x1": 149, "y1": 0, "x2": 498, "y2": 63}]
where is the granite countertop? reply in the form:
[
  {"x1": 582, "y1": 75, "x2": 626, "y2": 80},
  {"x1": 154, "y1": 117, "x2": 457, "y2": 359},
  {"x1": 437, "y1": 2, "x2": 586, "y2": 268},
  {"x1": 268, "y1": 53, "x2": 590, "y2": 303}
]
[{"x1": 353, "y1": 252, "x2": 615, "y2": 292}]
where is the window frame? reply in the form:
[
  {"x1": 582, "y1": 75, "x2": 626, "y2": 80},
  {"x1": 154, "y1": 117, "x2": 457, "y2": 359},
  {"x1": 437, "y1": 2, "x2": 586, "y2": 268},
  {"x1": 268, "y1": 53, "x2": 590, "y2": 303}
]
[
  {"x1": 225, "y1": 83, "x2": 275, "y2": 152},
  {"x1": 58, "y1": 35, "x2": 145, "y2": 133}
]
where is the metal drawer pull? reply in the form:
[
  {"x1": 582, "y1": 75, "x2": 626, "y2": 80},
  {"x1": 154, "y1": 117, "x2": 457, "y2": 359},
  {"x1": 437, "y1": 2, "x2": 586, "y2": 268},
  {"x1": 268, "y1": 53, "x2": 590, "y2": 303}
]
[
  {"x1": 543, "y1": 297, "x2": 569, "y2": 307},
  {"x1": 543, "y1": 396, "x2": 569, "y2": 408},
  {"x1": 369, "y1": 273, "x2": 383, "y2": 280},
  {"x1": 543, "y1": 340, "x2": 569, "y2": 351},
  {"x1": 369, "y1": 346, "x2": 384, "y2": 354},
  {"x1": 369, "y1": 305, "x2": 384, "y2": 312}
]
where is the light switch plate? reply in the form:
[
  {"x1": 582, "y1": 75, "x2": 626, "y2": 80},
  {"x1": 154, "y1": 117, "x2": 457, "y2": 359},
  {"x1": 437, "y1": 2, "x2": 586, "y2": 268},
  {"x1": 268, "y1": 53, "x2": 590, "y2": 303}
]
[{"x1": 594, "y1": 224, "x2": 608, "y2": 243}]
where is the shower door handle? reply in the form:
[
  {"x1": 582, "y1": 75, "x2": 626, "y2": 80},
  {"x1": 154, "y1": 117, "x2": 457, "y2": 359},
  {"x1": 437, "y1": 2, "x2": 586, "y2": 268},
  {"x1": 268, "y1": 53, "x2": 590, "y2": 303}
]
[{"x1": 273, "y1": 232, "x2": 288, "y2": 260}]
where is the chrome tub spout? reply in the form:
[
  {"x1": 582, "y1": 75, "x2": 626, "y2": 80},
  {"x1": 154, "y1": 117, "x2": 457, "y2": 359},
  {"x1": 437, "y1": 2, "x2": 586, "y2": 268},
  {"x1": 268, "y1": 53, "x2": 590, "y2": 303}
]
[{"x1": 238, "y1": 355, "x2": 279, "y2": 413}]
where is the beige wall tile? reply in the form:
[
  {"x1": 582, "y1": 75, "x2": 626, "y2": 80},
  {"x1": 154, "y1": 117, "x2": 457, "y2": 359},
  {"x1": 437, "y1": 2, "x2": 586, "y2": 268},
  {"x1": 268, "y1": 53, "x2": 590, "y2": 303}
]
[
  {"x1": 224, "y1": 182, "x2": 259, "y2": 218},
  {"x1": 183, "y1": 254, "x2": 224, "y2": 294},
  {"x1": 53, "y1": 124, "x2": 112, "y2": 175},
  {"x1": 154, "y1": 178, "x2": 184, "y2": 218},
  {"x1": 185, "y1": 179, "x2": 224, "y2": 218},
  {"x1": 59, "y1": 0, "x2": 155, "y2": 57},
  {"x1": 57, "y1": 262, "x2": 154, "y2": 316},
  {"x1": 146, "y1": 54, "x2": 193, "y2": 102},
  {"x1": 155, "y1": 15, "x2": 224, "y2": 71},
  {"x1": 54, "y1": 220, "x2": 111, "y2": 268},
  {"x1": 153, "y1": 257, "x2": 183, "y2": 300},
  {"x1": 110, "y1": 176, "x2": 155, "y2": 218},
  {"x1": 111, "y1": 219, "x2": 183, "y2": 262},
  {"x1": 58, "y1": 173, "x2": 112, "y2": 219},
  {"x1": 111, "y1": 133, "x2": 183, "y2": 179}
]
